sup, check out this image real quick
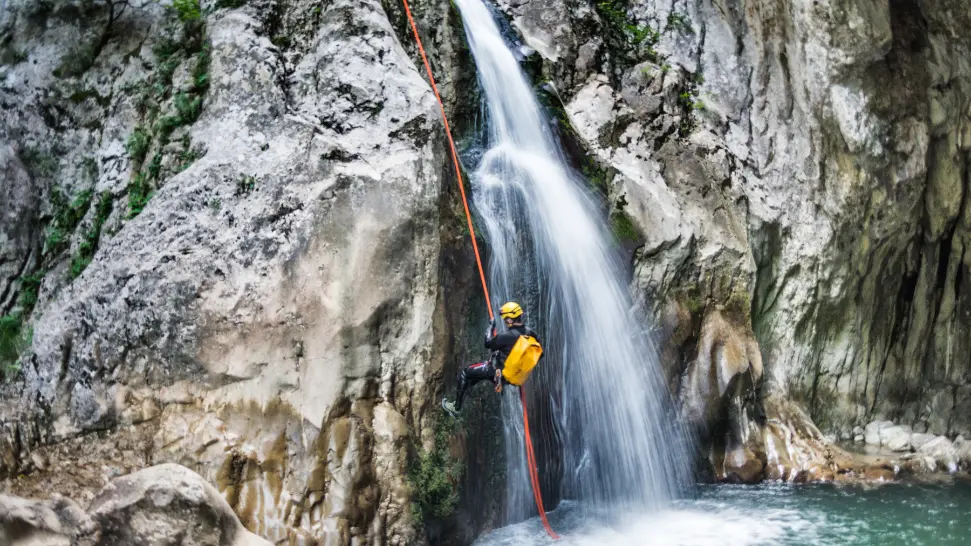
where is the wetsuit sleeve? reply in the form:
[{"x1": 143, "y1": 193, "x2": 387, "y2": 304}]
[{"x1": 485, "y1": 331, "x2": 520, "y2": 351}]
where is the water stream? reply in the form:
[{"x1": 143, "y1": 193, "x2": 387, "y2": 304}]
[{"x1": 453, "y1": 0, "x2": 693, "y2": 524}]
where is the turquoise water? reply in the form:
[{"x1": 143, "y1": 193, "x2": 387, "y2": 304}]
[{"x1": 474, "y1": 482, "x2": 971, "y2": 545}]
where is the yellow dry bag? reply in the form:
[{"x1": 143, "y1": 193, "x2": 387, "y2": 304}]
[{"x1": 501, "y1": 335, "x2": 543, "y2": 386}]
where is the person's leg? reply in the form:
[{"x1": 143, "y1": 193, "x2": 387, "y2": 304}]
[{"x1": 456, "y1": 360, "x2": 494, "y2": 409}]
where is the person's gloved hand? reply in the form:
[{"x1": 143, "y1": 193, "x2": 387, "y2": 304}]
[{"x1": 484, "y1": 318, "x2": 496, "y2": 342}]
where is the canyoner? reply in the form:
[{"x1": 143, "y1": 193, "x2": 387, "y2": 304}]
[{"x1": 441, "y1": 301, "x2": 544, "y2": 416}]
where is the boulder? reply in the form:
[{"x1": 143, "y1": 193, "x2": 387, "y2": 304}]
[
  {"x1": 954, "y1": 437, "x2": 971, "y2": 467},
  {"x1": 87, "y1": 464, "x2": 271, "y2": 546},
  {"x1": 910, "y1": 433, "x2": 936, "y2": 451},
  {"x1": 0, "y1": 494, "x2": 92, "y2": 546},
  {"x1": 864, "y1": 421, "x2": 894, "y2": 445},
  {"x1": 916, "y1": 437, "x2": 958, "y2": 472},
  {"x1": 880, "y1": 425, "x2": 913, "y2": 452}
]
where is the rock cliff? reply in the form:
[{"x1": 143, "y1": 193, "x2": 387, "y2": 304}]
[
  {"x1": 503, "y1": 0, "x2": 971, "y2": 482},
  {"x1": 0, "y1": 0, "x2": 476, "y2": 543}
]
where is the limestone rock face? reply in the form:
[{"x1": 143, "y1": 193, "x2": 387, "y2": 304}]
[
  {"x1": 498, "y1": 0, "x2": 971, "y2": 479},
  {"x1": 0, "y1": 0, "x2": 469, "y2": 543}
]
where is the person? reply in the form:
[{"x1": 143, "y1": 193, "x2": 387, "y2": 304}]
[{"x1": 441, "y1": 301, "x2": 540, "y2": 418}]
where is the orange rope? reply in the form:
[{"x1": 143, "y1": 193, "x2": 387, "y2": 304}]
[
  {"x1": 400, "y1": 0, "x2": 493, "y2": 321},
  {"x1": 399, "y1": 0, "x2": 558, "y2": 539},
  {"x1": 521, "y1": 388, "x2": 561, "y2": 540}
]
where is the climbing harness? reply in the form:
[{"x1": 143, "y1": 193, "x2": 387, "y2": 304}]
[{"x1": 399, "y1": 0, "x2": 559, "y2": 539}]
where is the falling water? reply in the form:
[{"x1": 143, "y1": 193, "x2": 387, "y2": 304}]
[{"x1": 452, "y1": 0, "x2": 694, "y2": 525}]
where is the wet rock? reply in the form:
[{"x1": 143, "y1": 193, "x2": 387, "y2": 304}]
[
  {"x1": 854, "y1": 435, "x2": 864, "y2": 443},
  {"x1": 88, "y1": 464, "x2": 271, "y2": 546}
]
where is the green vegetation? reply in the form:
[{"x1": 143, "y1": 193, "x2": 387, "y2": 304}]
[
  {"x1": 127, "y1": 172, "x2": 153, "y2": 218},
  {"x1": 123, "y1": 9, "x2": 211, "y2": 218},
  {"x1": 20, "y1": 148, "x2": 58, "y2": 179},
  {"x1": 45, "y1": 189, "x2": 94, "y2": 258},
  {"x1": 666, "y1": 12, "x2": 691, "y2": 33},
  {"x1": 676, "y1": 72, "x2": 705, "y2": 136},
  {"x1": 610, "y1": 195, "x2": 640, "y2": 242},
  {"x1": 70, "y1": 192, "x2": 113, "y2": 278},
  {"x1": 171, "y1": 0, "x2": 202, "y2": 21},
  {"x1": 54, "y1": 41, "x2": 99, "y2": 78},
  {"x1": 409, "y1": 416, "x2": 463, "y2": 527},
  {"x1": 235, "y1": 174, "x2": 258, "y2": 196},
  {"x1": 611, "y1": 210, "x2": 639, "y2": 241},
  {"x1": 17, "y1": 273, "x2": 43, "y2": 314},
  {"x1": 0, "y1": 314, "x2": 28, "y2": 378},
  {"x1": 176, "y1": 136, "x2": 203, "y2": 172},
  {"x1": 126, "y1": 126, "x2": 150, "y2": 165},
  {"x1": 0, "y1": 269, "x2": 44, "y2": 379},
  {"x1": 595, "y1": 0, "x2": 662, "y2": 64}
]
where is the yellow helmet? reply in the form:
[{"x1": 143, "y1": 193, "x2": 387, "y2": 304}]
[{"x1": 500, "y1": 301, "x2": 523, "y2": 320}]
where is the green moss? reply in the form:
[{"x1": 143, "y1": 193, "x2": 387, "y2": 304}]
[
  {"x1": 611, "y1": 210, "x2": 638, "y2": 242},
  {"x1": 610, "y1": 195, "x2": 639, "y2": 242},
  {"x1": 409, "y1": 416, "x2": 463, "y2": 527}
]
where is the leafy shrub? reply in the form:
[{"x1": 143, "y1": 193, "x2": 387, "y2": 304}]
[
  {"x1": 126, "y1": 127, "x2": 150, "y2": 164},
  {"x1": 174, "y1": 92, "x2": 202, "y2": 123},
  {"x1": 409, "y1": 417, "x2": 463, "y2": 526}
]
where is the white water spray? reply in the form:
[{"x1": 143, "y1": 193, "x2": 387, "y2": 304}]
[{"x1": 453, "y1": 0, "x2": 694, "y2": 524}]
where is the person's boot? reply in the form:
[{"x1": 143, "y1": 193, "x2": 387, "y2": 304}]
[{"x1": 442, "y1": 397, "x2": 459, "y2": 418}]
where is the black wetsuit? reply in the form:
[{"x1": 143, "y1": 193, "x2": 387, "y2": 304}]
[{"x1": 454, "y1": 323, "x2": 539, "y2": 410}]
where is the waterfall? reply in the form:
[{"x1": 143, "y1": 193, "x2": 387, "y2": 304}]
[{"x1": 452, "y1": 0, "x2": 694, "y2": 525}]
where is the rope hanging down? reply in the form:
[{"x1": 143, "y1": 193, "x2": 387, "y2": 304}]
[{"x1": 398, "y1": 0, "x2": 559, "y2": 539}]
